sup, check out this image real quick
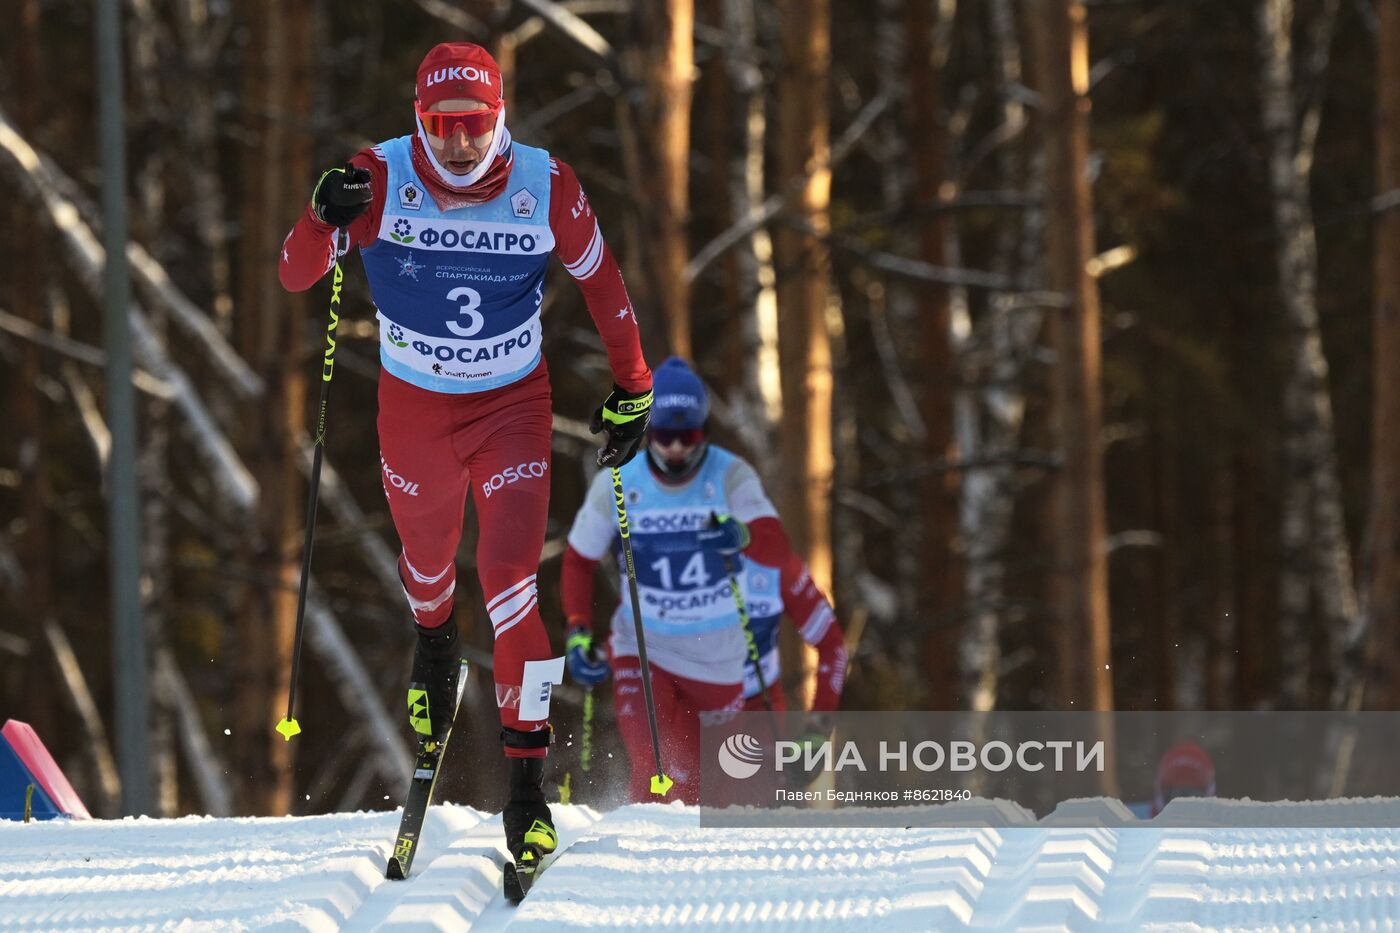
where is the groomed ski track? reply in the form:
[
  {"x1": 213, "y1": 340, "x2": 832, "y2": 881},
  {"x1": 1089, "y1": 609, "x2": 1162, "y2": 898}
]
[{"x1": 4, "y1": 802, "x2": 1400, "y2": 931}]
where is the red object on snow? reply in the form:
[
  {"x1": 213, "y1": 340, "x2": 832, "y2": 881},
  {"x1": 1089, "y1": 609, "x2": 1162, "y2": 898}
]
[{"x1": 1, "y1": 720, "x2": 90, "y2": 819}]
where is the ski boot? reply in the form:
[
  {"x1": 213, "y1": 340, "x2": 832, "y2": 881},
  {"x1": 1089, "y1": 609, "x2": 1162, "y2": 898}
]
[
  {"x1": 501, "y1": 741, "x2": 557, "y2": 903},
  {"x1": 407, "y1": 618, "x2": 462, "y2": 744}
]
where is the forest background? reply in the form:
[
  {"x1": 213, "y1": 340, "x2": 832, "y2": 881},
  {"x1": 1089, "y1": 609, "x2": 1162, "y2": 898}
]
[{"x1": 2, "y1": 0, "x2": 1399, "y2": 819}]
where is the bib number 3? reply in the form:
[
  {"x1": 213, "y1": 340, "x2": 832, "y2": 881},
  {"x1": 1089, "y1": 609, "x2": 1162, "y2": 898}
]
[{"x1": 445, "y1": 286, "x2": 484, "y2": 337}]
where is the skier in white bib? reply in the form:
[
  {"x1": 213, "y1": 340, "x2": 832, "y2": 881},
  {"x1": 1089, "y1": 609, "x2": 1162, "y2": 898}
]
[{"x1": 560, "y1": 357, "x2": 845, "y2": 802}]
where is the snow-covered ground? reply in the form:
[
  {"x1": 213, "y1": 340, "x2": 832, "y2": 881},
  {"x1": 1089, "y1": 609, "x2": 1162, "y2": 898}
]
[{"x1": 3, "y1": 801, "x2": 1399, "y2": 931}]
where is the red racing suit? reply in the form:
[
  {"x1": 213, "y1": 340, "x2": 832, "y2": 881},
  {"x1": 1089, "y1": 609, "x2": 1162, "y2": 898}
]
[{"x1": 280, "y1": 140, "x2": 649, "y2": 757}]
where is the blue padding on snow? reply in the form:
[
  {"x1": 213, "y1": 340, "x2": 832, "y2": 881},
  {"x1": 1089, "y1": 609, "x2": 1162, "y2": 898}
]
[{"x1": 0, "y1": 737, "x2": 61, "y2": 821}]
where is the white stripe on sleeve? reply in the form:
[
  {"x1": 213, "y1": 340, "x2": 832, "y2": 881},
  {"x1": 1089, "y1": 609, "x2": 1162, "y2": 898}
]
[
  {"x1": 799, "y1": 603, "x2": 835, "y2": 644},
  {"x1": 563, "y1": 220, "x2": 604, "y2": 281}
]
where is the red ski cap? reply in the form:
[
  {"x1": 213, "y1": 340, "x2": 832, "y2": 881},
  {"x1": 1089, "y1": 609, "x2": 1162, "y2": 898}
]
[
  {"x1": 416, "y1": 43, "x2": 503, "y2": 110},
  {"x1": 1156, "y1": 741, "x2": 1215, "y2": 793}
]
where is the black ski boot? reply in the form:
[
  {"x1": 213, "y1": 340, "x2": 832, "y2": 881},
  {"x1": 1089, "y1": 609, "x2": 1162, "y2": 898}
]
[
  {"x1": 407, "y1": 618, "x2": 462, "y2": 743},
  {"x1": 502, "y1": 750, "x2": 556, "y2": 903}
]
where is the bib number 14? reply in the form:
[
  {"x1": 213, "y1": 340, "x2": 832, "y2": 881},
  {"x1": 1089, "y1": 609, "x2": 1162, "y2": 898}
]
[{"x1": 650, "y1": 552, "x2": 711, "y2": 590}]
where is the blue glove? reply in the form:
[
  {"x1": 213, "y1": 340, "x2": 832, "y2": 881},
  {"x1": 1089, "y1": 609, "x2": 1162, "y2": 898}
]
[
  {"x1": 698, "y1": 514, "x2": 750, "y2": 556},
  {"x1": 566, "y1": 627, "x2": 610, "y2": 686}
]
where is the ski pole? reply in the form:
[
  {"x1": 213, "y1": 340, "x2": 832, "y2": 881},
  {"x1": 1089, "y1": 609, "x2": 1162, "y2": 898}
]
[
  {"x1": 581, "y1": 687, "x2": 594, "y2": 773},
  {"x1": 277, "y1": 235, "x2": 346, "y2": 741},
  {"x1": 561, "y1": 687, "x2": 593, "y2": 804},
  {"x1": 720, "y1": 551, "x2": 775, "y2": 713},
  {"x1": 610, "y1": 466, "x2": 673, "y2": 796},
  {"x1": 720, "y1": 549, "x2": 782, "y2": 745}
]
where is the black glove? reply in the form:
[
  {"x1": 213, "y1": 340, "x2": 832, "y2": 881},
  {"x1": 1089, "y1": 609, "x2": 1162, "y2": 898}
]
[
  {"x1": 312, "y1": 163, "x2": 373, "y2": 228},
  {"x1": 589, "y1": 385, "x2": 653, "y2": 468}
]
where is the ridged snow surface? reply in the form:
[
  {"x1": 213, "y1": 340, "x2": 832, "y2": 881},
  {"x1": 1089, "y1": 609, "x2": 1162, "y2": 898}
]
[{"x1": 3, "y1": 802, "x2": 1400, "y2": 931}]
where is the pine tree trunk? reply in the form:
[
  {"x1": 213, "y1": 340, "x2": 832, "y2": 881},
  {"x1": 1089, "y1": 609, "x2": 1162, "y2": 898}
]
[
  {"x1": 875, "y1": 0, "x2": 922, "y2": 653},
  {"x1": 1232, "y1": 326, "x2": 1274, "y2": 708},
  {"x1": 721, "y1": 0, "x2": 780, "y2": 476},
  {"x1": 1029, "y1": 0, "x2": 1113, "y2": 710},
  {"x1": 775, "y1": 0, "x2": 834, "y2": 706},
  {"x1": 233, "y1": 0, "x2": 312, "y2": 816},
  {"x1": 175, "y1": 0, "x2": 235, "y2": 333},
  {"x1": 629, "y1": 0, "x2": 694, "y2": 356},
  {"x1": 1146, "y1": 363, "x2": 1176, "y2": 708},
  {"x1": 703, "y1": 0, "x2": 742, "y2": 388},
  {"x1": 1365, "y1": 0, "x2": 1400, "y2": 709},
  {"x1": 1257, "y1": 0, "x2": 1356, "y2": 706},
  {"x1": 1207, "y1": 469, "x2": 1237, "y2": 708},
  {"x1": 10, "y1": 0, "x2": 58, "y2": 750},
  {"x1": 143, "y1": 407, "x2": 179, "y2": 815},
  {"x1": 130, "y1": 0, "x2": 181, "y2": 816},
  {"x1": 480, "y1": 1, "x2": 516, "y2": 113},
  {"x1": 906, "y1": 0, "x2": 960, "y2": 709},
  {"x1": 958, "y1": 0, "x2": 1040, "y2": 713}
]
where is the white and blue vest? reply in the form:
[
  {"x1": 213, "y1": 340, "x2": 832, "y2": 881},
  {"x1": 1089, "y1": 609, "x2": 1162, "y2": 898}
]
[
  {"x1": 360, "y1": 136, "x2": 554, "y2": 394},
  {"x1": 610, "y1": 447, "x2": 779, "y2": 640}
]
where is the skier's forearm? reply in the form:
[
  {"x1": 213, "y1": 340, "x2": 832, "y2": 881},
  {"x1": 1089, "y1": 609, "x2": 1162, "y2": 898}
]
[
  {"x1": 742, "y1": 517, "x2": 792, "y2": 567},
  {"x1": 278, "y1": 205, "x2": 340, "y2": 292},
  {"x1": 808, "y1": 622, "x2": 847, "y2": 713},
  {"x1": 279, "y1": 151, "x2": 384, "y2": 292},
  {"x1": 549, "y1": 157, "x2": 650, "y2": 393},
  {"x1": 746, "y1": 516, "x2": 845, "y2": 710},
  {"x1": 561, "y1": 545, "x2": 600, "y2": 628},
  {"x1": 577, "y1": 256, "x2": 651, "y2": 393}
]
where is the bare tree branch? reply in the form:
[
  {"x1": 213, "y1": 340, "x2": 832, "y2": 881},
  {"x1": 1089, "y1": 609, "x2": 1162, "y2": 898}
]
[
  {"x1": 513, "y1": 0, "x2": 617, "y2": 69},
  {"x1": 127, "y1": 246, "x2": 263, "y2": 399},
  {"x1": 43, "y1": 618, "x2": 122, "y2": 814},
  {"x1": 837, "y1": 191, "x2": 1038, "y2": 235},
  {"x1": 863, "y1": 450, "x2": 1061, "y2": 487},
  {"x1": 0, "y1": 102, "x2": 262, "y2": 398},
  {"x1": 303, "y1": 726, "x2": 367, "y2": 812},
  {"x1": 412, "y1": 0, "x2": 632, "y2": 43},
  {"x1": 514, "y1": 85, "x2": 607, "y2": 138},
  {"x1": 409, "y1": 0, "x2": 487, "y2": 35},
  {"x1": 154, "y1": 648, "x2": 234, "y2": 816},
  {"x1": 0, "y1": 307, "x2": 175, "y2": 398},
  {"x1": 0, "y1": 108, "x2": 259, "y2": 510},
  {"x1": 0, "y1": 534, "x2": 23, "y2": 595},
  {"x1": 1296, "y1": 0, "x2": 1341, "y2": 176},
  {"x1": 685, "y1": 92, "x2": 893, "y2": 284},
  {"x1": 857, "y1": 267, "x2": 926, "y2": 439},
  {"x1": 552, "y1": 412, "x2": 596, "y2": 443},
  {"x1": 306, "y1": 579, "x2": 413, "y2": 787},
  {"x1": 60, "y1": 363, "x2": 112, "y2": 470},
  {"x1": 830, "y1": 233, "x2": 1038, "y2": 292},
  {"x1": 835, "y1": 488, "x2": 901, "y2": 529}
]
